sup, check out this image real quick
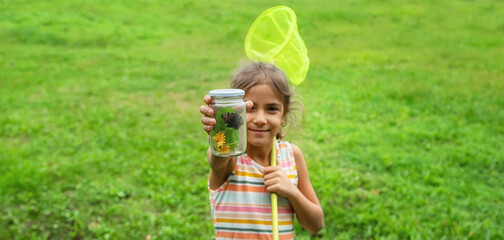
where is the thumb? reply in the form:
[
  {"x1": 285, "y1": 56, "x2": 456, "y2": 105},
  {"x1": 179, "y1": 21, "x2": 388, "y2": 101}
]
[{"x1": 245, "y1": 100, "x2": 253, "y2": 111}]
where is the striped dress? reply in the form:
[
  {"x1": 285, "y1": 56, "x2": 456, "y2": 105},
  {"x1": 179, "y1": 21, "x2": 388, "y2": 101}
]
[{"x1": 209, "y1": 140, "x2": 298, "y2": 240}]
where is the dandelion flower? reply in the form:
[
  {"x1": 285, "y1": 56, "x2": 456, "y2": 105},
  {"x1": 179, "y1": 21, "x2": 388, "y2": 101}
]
[
  {"x1": 217, "y1": 144, "x2": 231, "y2": 154},
  {"x1": 212, "y1": 131, "x2": 226, "y2": 147}
]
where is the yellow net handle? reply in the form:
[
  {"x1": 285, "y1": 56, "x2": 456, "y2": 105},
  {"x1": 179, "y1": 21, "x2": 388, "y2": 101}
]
[{"x1": 271, "y1": 137, "x2": 278, "y2": 240}]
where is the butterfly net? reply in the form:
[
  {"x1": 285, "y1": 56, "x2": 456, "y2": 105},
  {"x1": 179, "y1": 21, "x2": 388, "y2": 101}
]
[{"x1": 245, "y1": 6, "x2": 309, "y2": 85}]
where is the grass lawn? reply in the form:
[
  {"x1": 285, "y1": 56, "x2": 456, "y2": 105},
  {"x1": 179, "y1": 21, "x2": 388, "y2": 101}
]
[{"x1": 1, "y1": 0, "x2": 503, "y2": 239}]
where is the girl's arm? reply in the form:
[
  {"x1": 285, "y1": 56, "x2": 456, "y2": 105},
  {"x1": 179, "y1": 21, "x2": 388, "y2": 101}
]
[
  {"x1": 207, "y1": 149, "x2": 235, "y2": 190},
  {"x1": 289, "y1": 144, "x2": 324, "y2": 233},
  {"x1": 263, "y1": 144, "x2": 324, "y2": 234}
]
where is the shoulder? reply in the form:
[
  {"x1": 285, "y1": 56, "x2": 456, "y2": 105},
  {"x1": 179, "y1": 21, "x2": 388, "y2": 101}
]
[
  {"x1": 277, "y1": 141, "x2": 301, "y2": 156},
  {"x1": 277, "y1": 141, "x2": 303, "y2": 159},
  {"x1": 289, "y1": 143, "x2": 312, "y2": 187},
  {"x1": 288, "y1": 143, "x2": 306, "y2": 168},
  {"x1": 289, "y1": 143, "x2": 303, "y2": 159},
  {"x1": 278, "y1": 140, "x2": 301, "y2": 152}
]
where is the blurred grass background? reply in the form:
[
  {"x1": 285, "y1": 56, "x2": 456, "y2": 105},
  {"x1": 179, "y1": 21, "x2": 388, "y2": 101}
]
[{"x1": 1, "y1": 0, "x2": 503, "y2": 239}]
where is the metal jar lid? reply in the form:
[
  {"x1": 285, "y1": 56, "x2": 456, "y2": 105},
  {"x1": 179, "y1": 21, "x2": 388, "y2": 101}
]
[{"x1": 209, "y1": 89, "x2": 245, "y2": 97}]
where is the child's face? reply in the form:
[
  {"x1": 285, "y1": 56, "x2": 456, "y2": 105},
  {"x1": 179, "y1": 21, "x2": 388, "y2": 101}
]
[{"x1": 244, "y1": 83, "x2": 285, "y2": 148}]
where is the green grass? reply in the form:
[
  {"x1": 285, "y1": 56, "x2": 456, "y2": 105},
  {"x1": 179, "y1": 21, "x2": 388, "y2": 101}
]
[{"x1": 1, "y1": 0, "x2": 503, "y2": 239}]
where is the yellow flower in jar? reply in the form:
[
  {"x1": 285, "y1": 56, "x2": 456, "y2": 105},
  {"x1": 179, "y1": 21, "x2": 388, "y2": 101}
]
[
  {"x1": 217, "y1": 144, "x2": 231, "y2": 154},
  {"x1": 212, "y1": 131, "x2": 226, "y2": 147}
]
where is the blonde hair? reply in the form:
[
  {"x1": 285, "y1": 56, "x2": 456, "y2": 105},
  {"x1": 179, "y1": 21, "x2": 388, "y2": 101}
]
[{"x1": 230, "y1": 61, "x2": 303, "y2": 139}]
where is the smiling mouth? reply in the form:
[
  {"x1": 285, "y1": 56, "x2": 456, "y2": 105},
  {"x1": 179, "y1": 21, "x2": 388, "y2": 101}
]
[{"x1": 249, "y1": 129, "x2": 269, "y2": 134}]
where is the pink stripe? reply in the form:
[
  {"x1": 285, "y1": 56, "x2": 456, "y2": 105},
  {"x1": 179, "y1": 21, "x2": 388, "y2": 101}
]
[
  {"x1": 279, "y1": 161, "x2": 294, "y2": 168},
  {"x1": 216, "y1": 205, "x2": 293, "y2": 214},
  {"x1": 239, "y1": 157, "x2": 254, "y2": 166}
]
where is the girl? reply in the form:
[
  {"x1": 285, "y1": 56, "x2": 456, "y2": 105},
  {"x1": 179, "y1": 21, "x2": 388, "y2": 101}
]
[{"x1": 200, "y1": 62, "x2": 323, "y2": 239}]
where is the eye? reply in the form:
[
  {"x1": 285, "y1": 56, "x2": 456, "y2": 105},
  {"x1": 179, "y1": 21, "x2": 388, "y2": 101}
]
[{"x1": 268, "y1": 106, "x2": 280, "y2": 112}]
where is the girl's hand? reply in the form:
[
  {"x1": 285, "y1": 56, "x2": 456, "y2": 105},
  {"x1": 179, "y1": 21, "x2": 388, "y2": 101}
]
[
  {"x1": 200, "y1": 95, "x2": 253, "y2": 135},
  {"x1": 200, "y1": 95, "x2": 216, "y2": 135},
  {"x1": 263, "y1": 166, "x2": 297, "y2": 198}
]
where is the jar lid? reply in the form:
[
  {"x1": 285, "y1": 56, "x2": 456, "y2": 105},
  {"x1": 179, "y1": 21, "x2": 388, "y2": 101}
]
[{"x1": 209, "y1": 89, "x2": 245, "y2": 97}]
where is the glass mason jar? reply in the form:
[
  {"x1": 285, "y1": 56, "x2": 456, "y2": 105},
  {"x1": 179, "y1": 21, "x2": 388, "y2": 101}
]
[{"x1": 208, "y1": 89, "x2": 247, "y2": 157}]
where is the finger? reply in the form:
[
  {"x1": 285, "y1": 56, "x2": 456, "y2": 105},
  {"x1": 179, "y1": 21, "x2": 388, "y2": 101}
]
[
  {"x1": 201, "y1": 116, "x2": 216, "y2": 125},
  {"x1": 199, "y1": 105, "x2": 207, "y2": 114},
  {"x1": 203, "y1": 124, "x2": 213, "y2": 133},
  {"x1": 264, "y1": 179, "x2": 272, "y2": 187},
  {"x1": 199, "y1": 105, "x2": 214, "y2": 117},
  {"x1": 203, "y1": 95, "x2": 212, "y2": 105},
  {"x1": 264, "y1": 172, "x2": 283, "y2": 181},
  {"x1": 266, "y1": 185, "x2": 278, "y2": 193},
  {"x1": 245, "y1": 100, "x2": 253, "y2": 111},
  {"x1": 264, "y1": 178, "x2": 278, "y2": 187},
  {"x1": 263, "y1": 174, "x2": 275, "y2": 182},
  {"x1": 263, "y1": 166, "x2": 280, "y2": 174}
]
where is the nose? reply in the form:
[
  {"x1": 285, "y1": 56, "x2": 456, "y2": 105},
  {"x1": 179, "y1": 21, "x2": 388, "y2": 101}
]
[{"x1": 253, "y1": 110, "x2": 267, "y2": 125}]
